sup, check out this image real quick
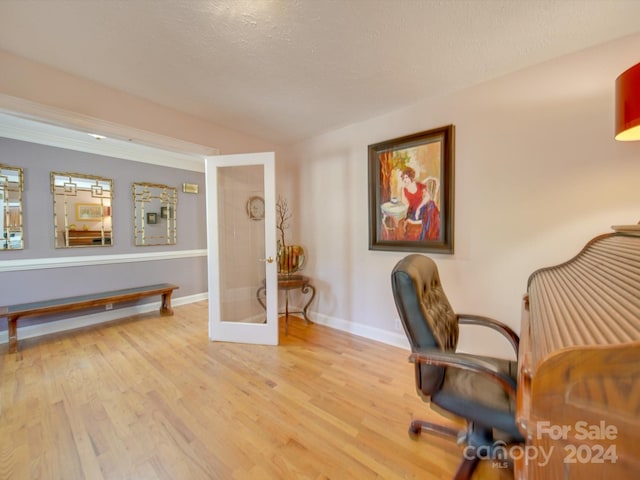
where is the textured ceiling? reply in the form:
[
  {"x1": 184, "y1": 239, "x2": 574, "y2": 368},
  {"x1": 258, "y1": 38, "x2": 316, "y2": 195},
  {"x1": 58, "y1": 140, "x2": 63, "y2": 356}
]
[{"x1": 1, "y1": 0, "x2": 640, "y2": 145}]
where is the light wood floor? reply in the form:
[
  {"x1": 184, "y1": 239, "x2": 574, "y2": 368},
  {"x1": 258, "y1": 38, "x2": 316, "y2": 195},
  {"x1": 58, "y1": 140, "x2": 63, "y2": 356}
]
[{"x1": 0, "y1": 302, "x2": 512, "y2": 480}]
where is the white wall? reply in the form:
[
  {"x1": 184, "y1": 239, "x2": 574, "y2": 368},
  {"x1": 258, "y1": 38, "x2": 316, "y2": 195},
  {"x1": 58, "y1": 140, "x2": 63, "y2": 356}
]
[{"x1": 283, "y1": 33, "x2": 640, "y2": 358}]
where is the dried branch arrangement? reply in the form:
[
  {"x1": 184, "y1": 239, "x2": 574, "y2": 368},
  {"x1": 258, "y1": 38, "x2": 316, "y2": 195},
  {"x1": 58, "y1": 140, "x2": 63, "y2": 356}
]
[{"x1": 276, "y1": 195, "x2": 292, "y2": 247}]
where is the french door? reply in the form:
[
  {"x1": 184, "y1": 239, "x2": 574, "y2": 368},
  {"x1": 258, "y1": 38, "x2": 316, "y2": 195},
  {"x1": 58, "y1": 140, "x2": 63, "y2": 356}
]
[{"x1": 205, "y1": 152, "x2": 278, "y2": 345}]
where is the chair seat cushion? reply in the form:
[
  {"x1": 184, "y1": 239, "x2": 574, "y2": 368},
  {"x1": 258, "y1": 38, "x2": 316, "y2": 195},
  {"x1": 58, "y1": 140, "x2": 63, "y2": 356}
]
[{"x1": 431, "y1": 354, "x2": 523, "y2": 440}]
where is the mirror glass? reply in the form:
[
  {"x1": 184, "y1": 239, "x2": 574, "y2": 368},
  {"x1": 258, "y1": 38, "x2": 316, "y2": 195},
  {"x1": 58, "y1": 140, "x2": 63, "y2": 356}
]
[
  {"x1": 51, "y1": 172, "x2": 113, "y2": 248},
  {"x1": 132, "y1": 182, "x2": 177, "y2": 246},
  {"x1": 0, "y1": 164, "x2": 24, "y2": 250}
]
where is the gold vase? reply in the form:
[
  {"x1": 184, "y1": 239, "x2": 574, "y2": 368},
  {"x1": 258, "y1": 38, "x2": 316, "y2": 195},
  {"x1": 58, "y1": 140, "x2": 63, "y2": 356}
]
[{"x1": 277, "y1": 243, "x2": 305, "y2": 274}]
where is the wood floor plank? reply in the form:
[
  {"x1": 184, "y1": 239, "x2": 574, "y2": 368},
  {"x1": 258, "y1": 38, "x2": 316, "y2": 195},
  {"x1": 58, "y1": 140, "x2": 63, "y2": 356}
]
[{"x1": 0, "y1": 301, "x2": 513, "y2": 480}]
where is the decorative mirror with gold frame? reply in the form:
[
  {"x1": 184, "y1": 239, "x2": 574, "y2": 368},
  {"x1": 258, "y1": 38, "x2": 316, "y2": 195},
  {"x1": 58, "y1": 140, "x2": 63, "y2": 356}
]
[
  {"x1": 1, "y1": 164, "x2": 24, "y2": 250},
  {"x1": 132, "y1": 182, "x2": 177, "y2": 246},
  {"x1": 51, "y1": 172, "x2": 113, "y2": 248}
]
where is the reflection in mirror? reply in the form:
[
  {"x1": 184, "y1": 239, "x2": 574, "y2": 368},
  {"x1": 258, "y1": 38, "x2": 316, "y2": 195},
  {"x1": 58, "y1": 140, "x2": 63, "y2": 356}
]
[
  {"x1": 0, "y1": 164, "x2": 24, "y2": 250},
  {"x1": 51, "y1": 172, "x2": 113, "y2": 248},
  {"x1": 132, "y1": 182, "x2": 177, "y2": 246}
]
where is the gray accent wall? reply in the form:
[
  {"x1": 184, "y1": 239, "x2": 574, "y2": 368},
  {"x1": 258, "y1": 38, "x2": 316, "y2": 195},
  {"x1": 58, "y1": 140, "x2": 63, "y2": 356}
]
[{"x1": 0, "y1": 137, "x2": 208, "y2": 330}]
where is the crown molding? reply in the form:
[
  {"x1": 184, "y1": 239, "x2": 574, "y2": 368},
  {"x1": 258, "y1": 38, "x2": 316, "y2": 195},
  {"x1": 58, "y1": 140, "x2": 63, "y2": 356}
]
[{"x1": 0, "y1": 94, "x2": 218, "y2": 172}]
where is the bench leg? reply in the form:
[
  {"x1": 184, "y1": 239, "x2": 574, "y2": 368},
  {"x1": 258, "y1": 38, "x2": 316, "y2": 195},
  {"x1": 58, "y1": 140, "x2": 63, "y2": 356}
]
[
  {"x1": 160, "y1": 291, "x2": 174, "y2": 316},
  {"x1": 8, "y1": 316, "x2": 18, "y2": 353}
]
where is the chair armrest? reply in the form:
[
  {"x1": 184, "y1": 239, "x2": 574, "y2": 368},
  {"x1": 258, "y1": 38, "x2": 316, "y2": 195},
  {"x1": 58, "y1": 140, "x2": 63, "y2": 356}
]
[
  {"x1": 456, "y1": 313, "x2": 519, "y2": 356},
  {"x1": 409, "y1": 349, "x2": 517, "y2": 400}
]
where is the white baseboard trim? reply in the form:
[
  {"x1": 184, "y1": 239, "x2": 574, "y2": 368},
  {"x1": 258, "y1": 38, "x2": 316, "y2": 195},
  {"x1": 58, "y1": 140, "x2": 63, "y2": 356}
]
[
  {"x1": 0, "y1": 292, "x2": 208, "y2": 345},
  {"x1": 310, "y1": 311, "x2": 410, "y2": 350}
]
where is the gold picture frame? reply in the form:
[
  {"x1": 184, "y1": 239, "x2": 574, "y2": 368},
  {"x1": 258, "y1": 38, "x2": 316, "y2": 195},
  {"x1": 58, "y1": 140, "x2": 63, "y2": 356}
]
[
  {"x1": 368, "y1": 125, "x2": 455, "y2": 254},
  {"x1": 182, "y1": 183, "x2": 199, "y2": 194},
  {"x1": 75, "y1": 203, "x2": 103, "y2": 220}
]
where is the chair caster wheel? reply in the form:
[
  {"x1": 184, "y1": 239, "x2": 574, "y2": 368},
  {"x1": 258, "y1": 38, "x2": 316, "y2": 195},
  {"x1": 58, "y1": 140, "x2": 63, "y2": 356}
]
[{"x1": 408, "y1": 422, "x2": 422, "y2": 439}]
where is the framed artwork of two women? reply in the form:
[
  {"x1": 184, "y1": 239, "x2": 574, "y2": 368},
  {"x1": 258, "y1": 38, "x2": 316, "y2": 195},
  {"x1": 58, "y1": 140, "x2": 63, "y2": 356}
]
[{"x1": 368, "y1": 125, "x2": 455, "y2": 254}]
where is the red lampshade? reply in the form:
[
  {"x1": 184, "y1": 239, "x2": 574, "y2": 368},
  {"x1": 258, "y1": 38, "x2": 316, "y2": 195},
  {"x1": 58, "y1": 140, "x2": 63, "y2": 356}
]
[{"x1": 615, "y1": 62, "x2": 640, "y2": 141}]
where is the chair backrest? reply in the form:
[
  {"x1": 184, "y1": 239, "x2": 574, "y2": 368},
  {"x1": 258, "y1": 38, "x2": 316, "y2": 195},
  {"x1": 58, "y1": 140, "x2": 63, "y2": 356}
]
[
  {"x1": 391, "y1": 254, "x2": 459, "y2": 394},
  {"x1": 424, "y1": 176, "x2": 440, "y2": 203}
]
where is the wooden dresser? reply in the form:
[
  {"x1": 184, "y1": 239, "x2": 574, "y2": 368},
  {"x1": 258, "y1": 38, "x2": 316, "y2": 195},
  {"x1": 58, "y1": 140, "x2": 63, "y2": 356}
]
[
  {"x1": 516, "y1": 232, "x2": 640, "y2": 479},
  {"x1": 66, "y1": 230, "x2": 111, "y2": 246}
]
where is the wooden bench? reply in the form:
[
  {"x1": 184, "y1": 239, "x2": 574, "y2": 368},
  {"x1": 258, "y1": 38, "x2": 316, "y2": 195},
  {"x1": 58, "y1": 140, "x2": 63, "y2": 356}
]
[{"x1": 2, "y1": 283, "x2": 179, "y2": 353}]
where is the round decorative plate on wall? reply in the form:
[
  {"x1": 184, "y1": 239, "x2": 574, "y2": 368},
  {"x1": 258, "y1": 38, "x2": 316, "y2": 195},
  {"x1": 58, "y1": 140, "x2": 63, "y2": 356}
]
[{"x1": 247, "y1": 195, "x2": 265, "y2": 220}]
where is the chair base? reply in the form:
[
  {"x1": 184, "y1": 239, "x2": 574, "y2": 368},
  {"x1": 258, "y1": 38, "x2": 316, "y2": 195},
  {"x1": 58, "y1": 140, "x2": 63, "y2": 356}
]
[
  {"x1": 409, "y1": 419, "x2": 459, "y2": 439},
  {"x1": 408, "y1": 419, "x2": 509, "y2": 480}
]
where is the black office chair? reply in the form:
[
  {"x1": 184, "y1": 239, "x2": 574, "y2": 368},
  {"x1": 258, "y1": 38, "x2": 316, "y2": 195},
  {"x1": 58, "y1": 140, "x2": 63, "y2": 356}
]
[{"x1": 391, "y1": 254, "x2": 523, "y2": 480}]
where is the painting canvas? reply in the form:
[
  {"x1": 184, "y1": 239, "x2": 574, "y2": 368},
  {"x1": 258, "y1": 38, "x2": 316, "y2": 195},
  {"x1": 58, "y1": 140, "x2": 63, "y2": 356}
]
[
  {"x1": 368, "y1": 125, "x2": 454, "y2": 253},
  {"x1": 75, "y1": 203, "x2": 103, "y2": 220}
]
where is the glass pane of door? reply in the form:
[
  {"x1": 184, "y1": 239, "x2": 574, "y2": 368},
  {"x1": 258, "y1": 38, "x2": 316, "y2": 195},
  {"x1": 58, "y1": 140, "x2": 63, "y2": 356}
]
[{"x1": 205, "y1": 152, "x2": 277, "y2": 345}]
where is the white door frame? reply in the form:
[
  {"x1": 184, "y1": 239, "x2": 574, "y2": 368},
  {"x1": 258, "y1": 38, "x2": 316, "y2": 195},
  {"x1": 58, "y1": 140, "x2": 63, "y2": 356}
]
[{"x1": 205, "y1": 152, "x2": 278, "y2": 345}]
